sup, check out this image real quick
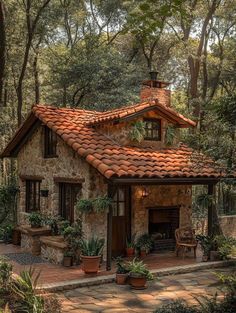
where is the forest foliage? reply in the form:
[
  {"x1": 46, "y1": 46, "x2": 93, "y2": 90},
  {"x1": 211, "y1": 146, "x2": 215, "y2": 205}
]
[{"x1": 0, "y1": 0, "x2": 236, "y2": 191}]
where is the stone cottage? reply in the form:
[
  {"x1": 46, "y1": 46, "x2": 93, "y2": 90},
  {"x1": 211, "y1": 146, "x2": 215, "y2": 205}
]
[{"x1": 1, "y1": 76, "x2": 226, "y2": 269}]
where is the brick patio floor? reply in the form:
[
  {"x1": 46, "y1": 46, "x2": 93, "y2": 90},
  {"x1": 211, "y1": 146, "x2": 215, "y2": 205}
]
[
  {"x1": 0, "y1": 243, "x2": 203, "y2": 286},
  {"x1": 57, "y1": 267, "x2": 234, "y2": 313}
]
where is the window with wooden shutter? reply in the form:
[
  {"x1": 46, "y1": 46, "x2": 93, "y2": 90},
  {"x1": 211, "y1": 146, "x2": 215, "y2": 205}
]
[
  {"x1": 44, "y1": 126, "x2": 57, "y2": 158},
  {"x1": 25, "y1": 180, "x2": 41, "y2": 212}
]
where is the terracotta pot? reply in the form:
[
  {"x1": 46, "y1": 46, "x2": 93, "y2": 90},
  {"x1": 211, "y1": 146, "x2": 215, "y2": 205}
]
[
  {"x1": 116, "y1": 273, "x2": 128, "y2": 285},
  {"x1": 210, "y1": 250, "x2": 221, "y2": 261},
  {"x1": 202, "y1": 255, "x2": 209, "y2": 262},
  {"x1": 126, "y1": 247, "x2": 134, "y2": 257},
  {"x1": 140, "y1": 250, "x2": 147, "y2": 258},
  {"x1": 12, "y1": 229, "x2": 21, "y2": 245},
  {"x1": 81, "y1": 255, "x2": 101, "y2": 274},
  {"x1": 63, "y1": 256, "x2": 73, "y2": 267},
  {"x1": 129, "y1": 273, "x2": 147, "y2": 289}
]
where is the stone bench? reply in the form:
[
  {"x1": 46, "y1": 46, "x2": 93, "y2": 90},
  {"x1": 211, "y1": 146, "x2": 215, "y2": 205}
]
[
  {"x1": 40, "y1": 235, "x2": 68, "y2": 264},
  {"x1": 19, "y1": 225, "x2": 51, "y2": 256}
]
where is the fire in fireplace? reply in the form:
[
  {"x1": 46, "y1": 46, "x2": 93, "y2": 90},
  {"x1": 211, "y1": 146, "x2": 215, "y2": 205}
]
[{"x1": 148, "y1": 206, "x2": 180, "y2": 251}]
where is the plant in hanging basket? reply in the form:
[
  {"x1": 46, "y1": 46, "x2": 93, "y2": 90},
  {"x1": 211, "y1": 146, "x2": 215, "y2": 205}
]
[
  {"x1": 80, "y1": 236, "x2": 105, "y2": 274},
  {"x1": 93, "y1": 196, "x2": 112, "y2": 213},
  {"x1": 76, "y1": 199, "x2": 93, "y2": 214}
]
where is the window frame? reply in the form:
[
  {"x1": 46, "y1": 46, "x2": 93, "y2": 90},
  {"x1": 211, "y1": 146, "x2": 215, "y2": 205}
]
[
  {"x1": 44, "y1": 126, "x2": 58, "y2": 158},
  {"x1": 112, "y1": 187, "x2": 126, "y2": 217},
  {"x1": 25, "y1": 180, "x2": 41, "y2": 213},
  {"x1": 143, "y1": 118, "x2": 162, "y2": 141}
]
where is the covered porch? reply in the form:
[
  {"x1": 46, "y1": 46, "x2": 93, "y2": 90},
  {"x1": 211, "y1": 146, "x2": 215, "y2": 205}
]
[{"x1": 106, "y1": 177, "x2": 218, "y2": 270}]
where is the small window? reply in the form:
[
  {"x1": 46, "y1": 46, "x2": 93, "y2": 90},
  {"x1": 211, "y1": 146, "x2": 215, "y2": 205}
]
[
  {"x1": 112, "y1": 188, "x2": 126, "y2": 216},
  {"x1": 59, "y1": 183, "x2": 81, "y2": 224},
  {"x1": 25, "y1": 180, "x2": 41, "y2": 212},
  {"x1": 44, "y1": 126, "x2": 57, "y2": 158},
  {"x1": 144, "y1": 119, "x2": 161, "y2": 141}
]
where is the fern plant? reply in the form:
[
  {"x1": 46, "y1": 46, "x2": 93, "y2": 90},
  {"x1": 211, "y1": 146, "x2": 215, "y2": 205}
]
[
  {"x1": 129, "y1": 121, "x2": 146, "y2": 143},
  {"x1": 165, "y1": 125, "x2": 176, "y2": 145}
]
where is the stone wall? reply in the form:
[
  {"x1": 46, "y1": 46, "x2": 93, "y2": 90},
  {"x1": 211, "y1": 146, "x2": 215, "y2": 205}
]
[
  {"x1": 131, "y1": 185, "x2": 192, "y2": 237},
  {"x1": 193, "y1": 216, "x2": 236, "y2": 238},
  {"x1": 17, "y1": 125, "x2": 108, "y2": 251}
]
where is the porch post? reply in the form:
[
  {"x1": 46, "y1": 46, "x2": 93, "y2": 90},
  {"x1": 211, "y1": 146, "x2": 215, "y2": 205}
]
[
  {"x1": 207, "y1": 184, "x2": 214, "y2": 236},
  {"x1": 106, "y1": 184, "x2": 113, "y2": 271}
]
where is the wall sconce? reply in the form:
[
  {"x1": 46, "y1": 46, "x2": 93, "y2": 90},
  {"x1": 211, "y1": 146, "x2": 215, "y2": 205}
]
[
  {"x1": 40, "y1": 189, "x2": 49, "y2": 197},
  {"x1": 141, "y1": 187, "x2": 149, "y2": 198}
]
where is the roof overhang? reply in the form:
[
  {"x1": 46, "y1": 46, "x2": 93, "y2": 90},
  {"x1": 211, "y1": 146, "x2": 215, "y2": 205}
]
[
  {"x1": 110, "y1": 177, "x2": 221, "y2": 185},
  {"x1": 0, "y1": 113, "x2": 40, "y2": 158}
]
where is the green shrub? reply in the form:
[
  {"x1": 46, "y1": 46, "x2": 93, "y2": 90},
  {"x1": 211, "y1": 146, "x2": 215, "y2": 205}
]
[
  {"x1": 153, "y1": 300, "x2": 198, "y2": 313},
  {"x1": 0, "y1": 225, "x2": 14, "y2": 243},
  {"x1": 135, "y1": 233, "x2": 154, "y2": 252},
  {"x1": 28, "y1": 212, "x2": 44, "y2": 228},
  {"x1": 0, "y1": 258, "x2": 12, "y2": 289}
]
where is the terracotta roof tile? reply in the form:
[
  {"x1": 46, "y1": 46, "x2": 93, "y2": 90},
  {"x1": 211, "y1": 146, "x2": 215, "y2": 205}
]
[{"x1": 1, "y1": 104, "x2": 228, "y2": 180}]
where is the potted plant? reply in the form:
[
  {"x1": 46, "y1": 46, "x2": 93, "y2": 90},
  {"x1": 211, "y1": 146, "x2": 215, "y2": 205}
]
[
  {"x1": 136, "y1": 233, "x2": 154, "y2": 257},
  {"x1": 45, "y1": 215, "x2": 59, "y2": 235},
  {"x1": 1, "y1": 225, "x2": 13, "y2": 244},
  {"x1": 126, "y1": 234, "x2": 136, "y2": 257},
  {"x1": 28, "y1": 212, "x2": 44, "y2": 228},
  {"x1": 63, "y1": 250, "x2": 73, "y2": 267},
  {"x1": 12, "y1": 227, "x2": 21, "y2": 245},
  {"x1": 196, "y1": 235, "x2": 213, "y2": 262},
  {"x1": 115, "y1": 257, "x2": 129, "y2": 285},
  {"x1": 127, "y1": 258, "x2": 153, "y2": 289},
  {"x1": 80, "y1": 236, "x2": 105, "y2": 274}
]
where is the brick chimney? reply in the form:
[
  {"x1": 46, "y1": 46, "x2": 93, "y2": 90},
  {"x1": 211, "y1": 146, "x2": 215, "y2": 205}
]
[{"x1": 140, "y1": 71, "x2": 171, "y2": 107}]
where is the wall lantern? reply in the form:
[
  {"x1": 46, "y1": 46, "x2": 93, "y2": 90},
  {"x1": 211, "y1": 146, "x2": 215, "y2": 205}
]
[
  {"x1": 40, "y1": 189, "x2": 49, "y2": 197},
  {"x1": 141, "y1": 187, "x2": 149, "y2": 198}
]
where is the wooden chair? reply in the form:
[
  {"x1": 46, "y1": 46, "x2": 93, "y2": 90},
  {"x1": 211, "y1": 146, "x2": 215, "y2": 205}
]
[{"x1": 175, "y1": 227, "x2": 198, "y2": 259}]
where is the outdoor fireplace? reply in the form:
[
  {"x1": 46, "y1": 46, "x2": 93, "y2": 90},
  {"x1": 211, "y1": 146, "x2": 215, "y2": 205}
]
[{"x1": 148, "y1": 206, "x2": 180, "y2": 251}]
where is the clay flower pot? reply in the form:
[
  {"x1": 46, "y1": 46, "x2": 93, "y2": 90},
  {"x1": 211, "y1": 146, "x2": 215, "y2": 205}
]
[
  {"x1": 63, "y1": 256, "x2": 73, "y2": 267},
  {"x1": 126, "y1": 247, "x2": 134, "y2": 257},
  {"x1": 81, "y1": 255, "x2": 101, "y2": 274},
  {"x1": 129, "y1": 273, "x2": 147, "y2": 290},
  {"x1": 202, "y1": 254, "x2": 209, "y2": 262},
  {"x1": 116, "y1": 273, "x2": 128, "y2": 285},
  {"x1": 140, "y1": 249, "x2": 147, "y2": 258},
  {"x1": 12, "y1": 229, "x2": 21, "y2": 245}
]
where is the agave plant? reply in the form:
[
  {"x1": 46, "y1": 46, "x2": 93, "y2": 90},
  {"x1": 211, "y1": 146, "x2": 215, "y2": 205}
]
[
  {"x1": 80, "y1": 236, "x2": 105, "y2": 256},
  {"x1": 12, "y1": 268, "x2": 44, "y2": 313}
]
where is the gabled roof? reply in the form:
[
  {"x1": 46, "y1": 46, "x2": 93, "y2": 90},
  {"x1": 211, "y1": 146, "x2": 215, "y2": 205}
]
[
  {"x1": 85, "y1": 100, "x2": 196, "y2": 127},
  {"x1": 1, "y1": 103, "x2": 226, "y2": 181}
]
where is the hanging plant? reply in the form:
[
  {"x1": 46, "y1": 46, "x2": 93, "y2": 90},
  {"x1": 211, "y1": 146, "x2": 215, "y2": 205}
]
[
  {"x1": 76, "y1": 199, "x2": 93, "y2": 214},
  {"x1": 165, "y1": 125, "x2": 176, "y2": 145},
  {"x1": 76, "y1": 196, "x2": 112, "y2": 214},
  {"x1": 93, "y1": 196, "x2": 112, "y2": 213},
  {"x1": 129, "y1": 121, "x2": 146, "y2": 143}
]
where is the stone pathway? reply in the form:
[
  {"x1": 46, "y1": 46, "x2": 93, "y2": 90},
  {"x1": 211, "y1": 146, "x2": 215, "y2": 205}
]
[{"x1": 57, "y1": 267, "x2": 234, "y2": 313}]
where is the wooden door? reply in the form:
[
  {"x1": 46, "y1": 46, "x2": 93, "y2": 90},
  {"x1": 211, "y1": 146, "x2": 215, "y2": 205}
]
[
  {"x1": 59, "y1": 183, "x2": 81, "y2": 224},
  {"x1": 112, "y1": 186, "x2": 130, "y2": 257}
]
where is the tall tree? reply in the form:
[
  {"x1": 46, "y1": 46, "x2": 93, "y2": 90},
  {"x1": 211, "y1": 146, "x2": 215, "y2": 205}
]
[
  {"x1": 0, "y1": 0, "x2": 6, "y2": 106},
  {"x1": 16, "y1": 0, "x2": 52, "y2": 126}
]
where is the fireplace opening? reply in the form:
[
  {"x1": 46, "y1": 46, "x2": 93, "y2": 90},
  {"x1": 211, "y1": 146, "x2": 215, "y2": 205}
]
[{"x1": 148, "y1": 207, "x2": 180, "y2": 251}]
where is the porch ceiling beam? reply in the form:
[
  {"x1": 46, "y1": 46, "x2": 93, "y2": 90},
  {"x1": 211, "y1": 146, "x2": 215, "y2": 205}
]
[{"x1": 110, "y1": 177, "x2": 220, "y2": 185}]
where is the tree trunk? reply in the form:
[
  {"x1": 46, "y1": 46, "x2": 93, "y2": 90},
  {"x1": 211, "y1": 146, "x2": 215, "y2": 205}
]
[
  {"x1": 33, "y1": 50, "x2": 40, "y2": 104},
  {"x1": 0, "y1": 0, "x2": 6, "y2": 106}
]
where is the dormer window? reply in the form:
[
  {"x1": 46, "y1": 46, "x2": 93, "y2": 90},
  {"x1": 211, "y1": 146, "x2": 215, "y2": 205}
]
[
  {"x1": 144, "y1": 118, "x2": 161, "y2": 141},
  {"x1": 44, "y1": 126, "x2": 57, "y2": 158}
]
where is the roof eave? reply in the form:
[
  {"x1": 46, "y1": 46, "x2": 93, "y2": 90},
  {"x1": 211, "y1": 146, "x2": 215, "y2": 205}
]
[{"x1": 0, "y1": 113, "x2": 39, "y2": 158}]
